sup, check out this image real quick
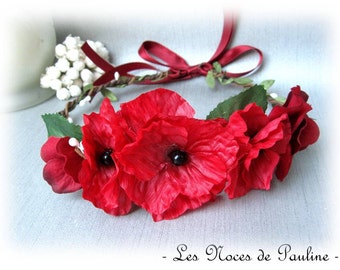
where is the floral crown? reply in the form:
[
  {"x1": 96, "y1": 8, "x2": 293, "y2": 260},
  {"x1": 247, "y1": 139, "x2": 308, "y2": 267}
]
[{"x1": 40, "y1": 13, "x2": 320, "y2": 222}]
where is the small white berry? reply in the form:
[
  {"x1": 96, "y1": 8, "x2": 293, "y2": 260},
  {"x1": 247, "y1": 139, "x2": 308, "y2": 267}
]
[
  {"x1": 95, "y1": 41, "x2": 104, "y2": 48},
  {"x1": 97, "y1": 47, "x2": 109, "y2": 60},
  {"x1": 86, "y1": 40, "x2": 97, "y2": 51},
  {"x1": 93, "y1": 71, "x2": 103, "y2": 81},
  {"x1": 60, "y1": 75, "x2": 73, "y2": 87},
  {"x1": 40, "y1": 75, "x2": 52, "y2": 88},
  {"x1": 55, "y1": 44, "x2": 67, "y2": 58},
  {"x1": 66, "y1": 67, "x2": 79, "y2": 80},
  {"x1": 55, "y1": 58, "x2": 71, "y2": 72},
  {"x1": 114, "y1": 71, "x2": 120, "y2": 81},
  {"x1": 69, "y1": 85, "x2": 82, "y2": 97},
  {"x1": 80, "y1": 69, "x2": 94, "y2": 83},
  {"x1": 50, "y1": 79, "x2": 63, "y2": 90},
  {"x1": 79, "y1": 96, "x2": 91, "y2": 107},
  {"x1": 56, "y1": 88, "x2": 71, "y2": 100},
  {"x1": 85, "y1": 57, "x2": 96, "y2": 69},
  {"x1": 270, "y1": 93, "x2": 278, "y2": 99},
  {"x1": 67, "y1": 117, "x2": 73, "y2": 124},
  {"x1": 73, "y1": 60, "x2": 85, "y2": 71},
  {"x1": 46, "y1": 66, "x2": 61, "y2": 79},
  {"x1": 68, "y1": 137, "x2": 80, "y2": 147},
  {"x1": 66, "y1": 49, "x2": 80, "y2": 62},
  {"x1": 64, "y1": 36, "x2": 79, "y2": 49}
]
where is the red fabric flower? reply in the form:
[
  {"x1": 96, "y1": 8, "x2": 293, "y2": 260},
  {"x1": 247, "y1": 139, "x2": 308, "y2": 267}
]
[
  {"x1": 118, "y1": 116, "x2": 238, "y2": 221},
  {"x1": 224, "y1": 103, "x2": 291, "y2": 199},
  {"x1": 269, "y1": 85, "x2": 320, "y2": 180},
  {"x1": 40, "y1": 136, "x2": 82, "y2": 193},
  {"x1": 78, "y1": 98, "x2": 133, "y2": 216},
  {"x1": 118, "y1": 88, "x2": 195, "y2": 139}
]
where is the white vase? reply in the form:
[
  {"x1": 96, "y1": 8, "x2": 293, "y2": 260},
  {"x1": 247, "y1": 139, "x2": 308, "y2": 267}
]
[{"x1": 1, "y1": 14, "x2": 56, "y2": 112}]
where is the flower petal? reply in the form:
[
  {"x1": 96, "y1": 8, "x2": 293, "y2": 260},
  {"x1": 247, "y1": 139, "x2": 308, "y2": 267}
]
[{"x1": 119, "y1": 88, "x2": 195, "y2": 135}]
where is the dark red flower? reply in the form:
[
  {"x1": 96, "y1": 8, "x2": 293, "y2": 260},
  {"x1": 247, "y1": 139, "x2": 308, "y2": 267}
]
[
  {"x1": 269, "y1": 85, "x2": 320, "y2": 180},
  {"x1": 118, "y1": 116, "x2": 238, "y2": 221},
  {"x1": 224, "y1": 103, "x2": 291, "y2": 199},
  {"x1": 40, "y1": 136, "x2": 82, "y2": 193},
  {"x1": 78, "y1": 98, "x2": 133, "y2": 216}
]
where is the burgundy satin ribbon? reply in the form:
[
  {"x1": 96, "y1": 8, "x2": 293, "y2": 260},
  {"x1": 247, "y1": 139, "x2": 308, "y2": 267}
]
[{"x1": 81, "y1": 13, "x2": 263, "y2": 86}]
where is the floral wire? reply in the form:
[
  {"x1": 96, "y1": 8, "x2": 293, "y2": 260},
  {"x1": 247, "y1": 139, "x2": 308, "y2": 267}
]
[
  {"x1": 58, "y1": 69, "x2": 283, "y2": 118},
  {"x1": 58, "y1": 71, "x2": 170, "y2": 118}
]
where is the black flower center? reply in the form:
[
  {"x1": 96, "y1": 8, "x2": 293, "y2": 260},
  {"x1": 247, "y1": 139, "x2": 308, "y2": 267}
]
[
  {"x1": 99, "y1": 149, "x2": 115, "y2": 166},
  {"x1": 168, "y1": 149, "x2": 188, "y2": 166}
]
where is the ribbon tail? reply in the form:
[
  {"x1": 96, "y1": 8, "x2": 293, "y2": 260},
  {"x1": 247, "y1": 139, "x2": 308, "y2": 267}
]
[{"x1": 218, "y1": 45, "x2": 263, "y2": 77}]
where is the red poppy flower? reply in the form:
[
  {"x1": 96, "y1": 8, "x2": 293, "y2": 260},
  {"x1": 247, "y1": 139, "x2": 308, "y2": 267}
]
[
  {"x1": 269, "y1": 85, "x2": 320, "y2": 180},
  {"x1": 224, "y1": 103, "x2": 291, "y2": 199},
  {"x1": 78, "y1": 98, "x2": 133, "y2": 216},
  {"x1": 40, "y1": 136, "x2": 82, "y2": 193},
  {"x1": 118, "y1": 88, "x2": 195, "y2": 139},
  {"x1": 118, "y1": 116, "x2": 238, "y2": 221}
]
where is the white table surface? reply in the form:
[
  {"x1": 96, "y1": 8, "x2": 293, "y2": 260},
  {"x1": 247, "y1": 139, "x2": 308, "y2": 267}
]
[{"x1": 1, "y1": 3, "x2": 340, "y2": 269}]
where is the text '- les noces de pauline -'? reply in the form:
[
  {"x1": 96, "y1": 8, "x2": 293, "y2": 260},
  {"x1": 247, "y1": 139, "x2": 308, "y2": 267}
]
[{"x1": 166, "y1": 243, "x2": 334, "y2": 262}]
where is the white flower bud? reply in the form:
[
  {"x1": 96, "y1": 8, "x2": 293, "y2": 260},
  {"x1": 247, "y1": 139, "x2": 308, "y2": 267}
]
[
  {"x1": 73, "y1": 60, "x2": 85, "y2": 71},
  {"x1": 270, "y1": 93, "x2": 278, "y2": 99},
  {"x1": 93, "y1": 66, "x2": 104, "y2": 74},
  {"x1": 60, "y1": 75, "x2": 73, "y2": 87},
  {"x1": 66, "y1": 67, "x2": 79, "y2": 80},
  {"x1": 40, "y1": 74, "x2": 52, "y2": 88},
  {"x1": 56, "y1": 88, "x2": 71, "y2": 100},
  {"x1": 55, "y1": 58, "x2": 70, "y2": 72},
  {"x1": 68, "y1": 137, "x2": 80, "y2": 147},
  {"x1": 93, "y1": 71, "x2": 103, "y2": 81},
  {"x1": 114, "y1": 71, "x2": 120, "y2": 81},
  {"x1": 95, "y1": 41, "x2": 104, "y2": 48},
  {"x1": 46, "y1": 66, "x2": 61, "y2": 79},
  {"x1": 66, "y1": 49, "x2": 80, "y2": 62},
  {"x1": 55, "y1": 44, "x2": 67, "y2": 58},
  {"x1": 85, "y1": 57, "x2": 96, "y2": 69},
  {"x1": 69, "y1": 85, "x2": 82, "y2": 97},
  {"x1": 79, "y1": 95, "x2": 91, "y2": 106},
  {"x1": 86, "y1": 40, "x2": 96, "y2": 51},
  {"x1": 97, "y1": 47, "x2": 109, "y2": 60},
  {"x1": 64, "y1": 36, "x2": 79, "y2": 49},
  {"x1": 80, "y1": 69, "x2": 94, "y2": 83},
  {"x1": 50, "y1": 79, "x2": 63, "y2": 90}
]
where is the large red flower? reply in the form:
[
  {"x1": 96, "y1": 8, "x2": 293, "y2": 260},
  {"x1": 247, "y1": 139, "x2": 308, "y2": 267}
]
[
  {"x1": 118, "y1": 88, "x2": 195, "y2": 139},
  {"x1": 40, "y1": 136, "x2": 82, "y2": 193},
  {"x1": 269, "y1": 85, "x2": 320, "y2": 180},
  {"x1": 224, "y1": 103, "x2": 291, "y2": 199},
  {"x1": 78, "y1": 98, "x2": 133, "y2": 216},
  {"x1": 118, "y1": 116, "x2": 238, "y2": 221}
]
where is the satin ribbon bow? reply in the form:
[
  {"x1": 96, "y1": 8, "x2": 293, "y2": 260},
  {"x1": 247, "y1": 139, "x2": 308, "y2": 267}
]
[{"x1": 81, "y1": 13, "x2": 263, "y2": 87}]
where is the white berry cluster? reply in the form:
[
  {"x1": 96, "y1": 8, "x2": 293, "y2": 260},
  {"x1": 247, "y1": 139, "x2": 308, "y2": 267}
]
[{"x1": 40, "y1": 35, "x2": 110, "y2": 101}]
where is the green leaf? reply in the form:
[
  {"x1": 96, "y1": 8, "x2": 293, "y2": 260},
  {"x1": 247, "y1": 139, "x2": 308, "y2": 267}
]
[
  {"x1": 83, "y1": 83, "x2": 93, "y2": 92},
  {"x1": 206, "y1": 70, "x2": 215, "y2": 88},
  {"x1": 206, "y1": 85, "x2": 268, "y2": 120},
  {"x1": 232, "y1": 77, "x2": 253, "y2": 85},
  {"x1": 260, "y1": 79, "x2": 275, "y2": 90},
  {"x1": 213, "y1": 61, "x2": 222, "y2": 73},
  {"x1": 42, "y1": 113, "x2": 82, "y2": 140},
  {"x1": 218, "y1": 77, "x2": 233, "y2": 85},
  {"x1": 100, "y1": 88, "x2": 118, "y2": 101}
]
